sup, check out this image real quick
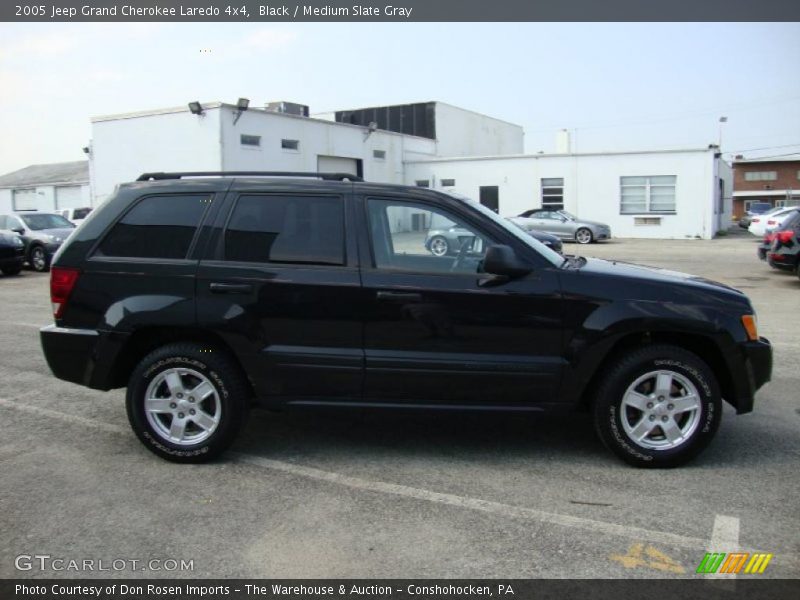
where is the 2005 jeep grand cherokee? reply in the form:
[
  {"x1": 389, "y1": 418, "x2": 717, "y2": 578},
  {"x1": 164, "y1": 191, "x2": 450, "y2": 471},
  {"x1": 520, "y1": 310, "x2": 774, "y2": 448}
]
[{"x1": 40, "y1": 171, "x2": 772, "y2": 467}]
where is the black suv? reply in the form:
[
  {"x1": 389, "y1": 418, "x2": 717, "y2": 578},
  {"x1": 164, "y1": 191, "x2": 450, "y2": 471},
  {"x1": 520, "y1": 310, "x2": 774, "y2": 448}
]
[{"x1": 40, "y1": 172, "x2": 772, "y2": 467}]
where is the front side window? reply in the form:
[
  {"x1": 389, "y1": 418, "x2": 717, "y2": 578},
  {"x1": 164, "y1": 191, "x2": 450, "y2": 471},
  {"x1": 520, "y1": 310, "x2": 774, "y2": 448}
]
[
  {"x1": 367, "y1": 198, "x2": 491, "y2": 275},
  {"x1": 620, "y1": 176, "x2": 677, "y2": 214},
  {"x1": 96, "y1": 194, "x2": 208, "y2": 259},
  {"x1": 224, "y1": 195, "x2": 344, "y2": 266},
  {"x1": 541, "y1": 178, "x2": 564, "y2": 210}
]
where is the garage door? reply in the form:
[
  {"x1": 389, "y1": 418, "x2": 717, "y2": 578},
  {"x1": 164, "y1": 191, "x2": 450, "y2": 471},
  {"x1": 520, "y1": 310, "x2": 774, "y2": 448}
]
[
  {"x1": 55, "y1": 186, "x2": 83, "y2": 210},
  {"x1": 12, "y1": 189, "x2": 39, "y2": 211},
  {"x1": 317, "y1": 155, "x2": 361, "y2": 177}
]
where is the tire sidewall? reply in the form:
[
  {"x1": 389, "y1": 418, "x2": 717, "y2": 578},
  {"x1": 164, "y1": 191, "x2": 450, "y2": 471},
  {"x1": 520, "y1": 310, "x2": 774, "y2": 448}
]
[
  {"x1": 596, "y1": 350, "x2": 721, "y2": 467},
  {"x1": 576, "y1": 228, "x2": 593, "y2": 244},
  {"x1": 126, "y1": 348, "x2": 243, "y2": 462},
  {"x1": 430, "y1": 236, "x2": 449, "y2": 256},
  {"x1": 29, "y1": 245, "x2": 49, "y2": 272}
]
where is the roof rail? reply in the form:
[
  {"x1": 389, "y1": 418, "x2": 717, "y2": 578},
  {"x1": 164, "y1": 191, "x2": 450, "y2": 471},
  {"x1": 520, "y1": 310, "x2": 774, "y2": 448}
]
[{"x1": 136, "y1": 171, "x2": 363, "y2": 182}]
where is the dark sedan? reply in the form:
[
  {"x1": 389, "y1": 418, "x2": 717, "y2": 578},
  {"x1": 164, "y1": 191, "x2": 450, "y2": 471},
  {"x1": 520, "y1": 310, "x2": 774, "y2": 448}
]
[
  {"x1": 0, "y1": 212, "x2": 76, "y2": 272},
  {"x1": 0, "y1": 230, "x2": 25, "y2": 276}
]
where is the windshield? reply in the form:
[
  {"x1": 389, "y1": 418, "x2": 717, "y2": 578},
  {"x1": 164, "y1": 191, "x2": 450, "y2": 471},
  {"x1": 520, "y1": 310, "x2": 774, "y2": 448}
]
[
  {"x1": 20, "y1": 213, "x2": 75, "y2": 230},
  {"x1": 447, "y1": 193, "x2": 565, "y2": 267},
  {"x1": 558, "y1": 210, "x2": 577, "y2": 220}
]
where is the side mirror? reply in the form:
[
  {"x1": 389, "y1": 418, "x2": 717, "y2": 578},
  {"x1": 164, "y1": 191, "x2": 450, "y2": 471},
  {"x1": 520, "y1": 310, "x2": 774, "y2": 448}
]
[
  {"x1": 483, "y1": 244, "x2": 531, "y2": 279},
  {"x1": 11, "y1": 227, "x2": 24, "y2": 235}
]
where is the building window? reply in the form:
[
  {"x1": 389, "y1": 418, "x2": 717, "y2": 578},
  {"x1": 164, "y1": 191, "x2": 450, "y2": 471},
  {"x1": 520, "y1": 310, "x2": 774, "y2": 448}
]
[
  {"x1": 541, "y1": 178, "x2": 564, "y2": 209},
  {"x1": 744, "y1": 171, "x2": 777, "y2": 181},
  {"x1": 634, "y1": 217, "x2": 662, "y2": 226},
  {"x1": 620, "y1": 176, "x2": 677, "y2": 214},
  {"x1": 440, "y1": 179, "x2": 456, "y2": 187},
  {"x1": 281, "y1": 139, "x2": 300, "y2": 151},
  {"x1": 796, "y1": 170, "x2": 800, "y2": 180},
  {"x1": 240, "y1": 134, "x2": 261, "y2": 147},
  {"x1": 373, "y1": 150, "x2": 386, "y2": 160},
  {"x1": 415, "y1": 180, "x2": 430, "y2": 187}
]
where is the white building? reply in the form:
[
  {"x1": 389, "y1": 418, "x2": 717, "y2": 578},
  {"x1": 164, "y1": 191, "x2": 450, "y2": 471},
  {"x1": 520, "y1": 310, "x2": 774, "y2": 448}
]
[
  {"x1": 89, "y1": 100, "x2": 523, "y2": 204},
  {"x1": 85, "y1": 99, "x2": 731, "y2": 239},
  {"x1": 0, "y1": 161, "x2": 91, "y2": 214},
  {"x1": 405, "y1": 146, "x2": 733, "y2": 239}
]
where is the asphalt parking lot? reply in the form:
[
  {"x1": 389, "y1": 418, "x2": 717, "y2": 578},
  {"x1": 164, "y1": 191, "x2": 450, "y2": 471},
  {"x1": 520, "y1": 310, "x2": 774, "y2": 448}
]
[{"x1": 0, "y1": 230, "x2": 798, "y2": 580}]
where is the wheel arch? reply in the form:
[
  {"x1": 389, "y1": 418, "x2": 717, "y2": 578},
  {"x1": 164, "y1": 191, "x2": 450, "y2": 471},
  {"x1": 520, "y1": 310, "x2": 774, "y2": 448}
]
[
  {"x1": 576, "y1": 331, "x2": 735, "y2": 411},
  {"x1": 108, "y1": 326, "x2": 255, "y2": 398}
]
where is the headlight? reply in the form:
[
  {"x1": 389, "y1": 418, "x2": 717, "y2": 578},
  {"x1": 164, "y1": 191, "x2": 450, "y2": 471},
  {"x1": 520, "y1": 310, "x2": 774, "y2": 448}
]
[
  {"x1": 48, "y1": 235, "x2": 62, "y2": 243},
  {"x1": 14, "y1": 237, "x2": 23, "y2": 246}
]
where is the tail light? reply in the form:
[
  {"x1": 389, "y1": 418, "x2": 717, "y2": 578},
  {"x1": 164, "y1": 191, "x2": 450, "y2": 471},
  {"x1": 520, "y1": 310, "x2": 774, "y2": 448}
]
[
  {"x1": 764, "y1": 232, "x2": 776, "y2": 243},
  {"x1": 50, "y1": 267, "x2": 80, "y2": 319},
  {"x1": 776, "y1": 231, "x2": 794, "y2": 244}
]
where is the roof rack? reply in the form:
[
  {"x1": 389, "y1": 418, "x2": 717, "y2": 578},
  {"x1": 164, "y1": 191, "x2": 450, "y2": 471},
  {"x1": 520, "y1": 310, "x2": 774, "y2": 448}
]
[{"x1": 136, "y1": 171, "x2": 363, "y2": 182}]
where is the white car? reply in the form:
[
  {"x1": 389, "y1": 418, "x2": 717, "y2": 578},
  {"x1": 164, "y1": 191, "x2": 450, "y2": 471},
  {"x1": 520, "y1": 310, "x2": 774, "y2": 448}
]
[
  {"x1": 748, "y1": 206, "x2": 799, "y2": 237},
  {"x1": 59, "y1": 207, "x2": 92, "y2": 225}
]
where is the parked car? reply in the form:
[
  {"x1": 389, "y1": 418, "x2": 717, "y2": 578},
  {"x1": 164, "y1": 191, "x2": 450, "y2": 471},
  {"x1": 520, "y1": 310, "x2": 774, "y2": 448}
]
[
  {"x1": 758, "y1": 210, "x2": 800, "y2": 262},
  {"x1": 0, "y1": 229, "x2": 25, "y2": 276},
  {"x1": 517, "y1": 209, "x2": 610, "y2": 244},
  {"x1": 739, "y1": 202, "x2": 773, "y2": 229},
  {"x1": 506, "y1": 217, "x2": 563, "y2": 253},
  {"x1": 427, "y1": 218, "x2": 563, "y2": 255},
  {"x1": 766, "y1": 210, "x2": 800, "y2": 276},
  {"x1": 0, "y1": 212, "x2": 76, "y2": 272},
  {"x1": 59, "y1": 207, "x2": 93, "y2": 225},
  {"x1": 40, "y1": 171, "x2": 771, "y2": 468},
  {"x1": 748, "y1": 206, "x2": 799, "y2": 237}
]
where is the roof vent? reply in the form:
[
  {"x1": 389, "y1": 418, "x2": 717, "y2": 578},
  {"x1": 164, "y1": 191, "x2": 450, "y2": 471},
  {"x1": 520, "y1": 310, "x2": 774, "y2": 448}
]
[{"x1": 265, "y1": 101, "x2": 310, "y2": 117}]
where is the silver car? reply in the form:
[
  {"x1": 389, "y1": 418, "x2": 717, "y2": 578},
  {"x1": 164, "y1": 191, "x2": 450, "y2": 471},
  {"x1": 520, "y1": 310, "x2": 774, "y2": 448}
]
[{"x1": 518, "y1": 209, "x2": 611, "y2": 244}]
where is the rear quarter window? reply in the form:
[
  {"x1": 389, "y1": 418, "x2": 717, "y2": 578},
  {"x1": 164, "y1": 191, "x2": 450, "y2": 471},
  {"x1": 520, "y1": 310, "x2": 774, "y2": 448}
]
[{"x1": 96, "y1": 194, "x2": 209, "y2": 259}]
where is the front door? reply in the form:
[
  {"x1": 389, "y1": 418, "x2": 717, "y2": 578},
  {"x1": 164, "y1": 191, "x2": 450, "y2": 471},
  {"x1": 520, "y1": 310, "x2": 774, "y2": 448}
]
[{"x1": 358, "y1": 194, "x2": 564, "y2": 408}]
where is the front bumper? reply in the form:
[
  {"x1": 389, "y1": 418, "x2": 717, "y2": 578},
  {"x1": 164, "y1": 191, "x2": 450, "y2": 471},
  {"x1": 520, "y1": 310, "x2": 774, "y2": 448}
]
[
  {"x1": 730, "y1": 337, "x2": 772, "y2": 414},
  {"x1": 40, "y1": 325, "x2": 126, "y2": 390}
]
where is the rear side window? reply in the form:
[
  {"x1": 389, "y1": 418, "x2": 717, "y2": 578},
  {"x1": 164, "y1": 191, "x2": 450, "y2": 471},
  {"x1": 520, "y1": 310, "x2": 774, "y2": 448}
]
[
  {"x1": 224, "y1": 195, "x2": 344, "y2": 265},
  {"x1": 96, "y1": 194, "x2": 208, "y2": 259}
]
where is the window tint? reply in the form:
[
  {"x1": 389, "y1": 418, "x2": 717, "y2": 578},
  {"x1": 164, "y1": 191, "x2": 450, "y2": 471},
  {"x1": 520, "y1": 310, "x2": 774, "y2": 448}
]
[
  {"x1": 96, "y1": 194, "x2": 208, "y2": 259},
  {"x1": 20, "y1": 213, "x2": 74, "y2": 230},
  {"x1": 367, "y1": 198, "x2": 491, "y2": 275},
  {"x1": 73, "y1": 208, "x2": 92, "y2": 220},
  {"x1": 225, "y1": 195, "x2": 344, "y2": 265}
]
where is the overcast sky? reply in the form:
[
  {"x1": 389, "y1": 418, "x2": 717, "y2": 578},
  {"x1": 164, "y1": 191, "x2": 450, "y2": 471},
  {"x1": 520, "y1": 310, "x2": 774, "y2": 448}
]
[{"x1": 0, "y1": 22, "x2": 798, "y2": 175}]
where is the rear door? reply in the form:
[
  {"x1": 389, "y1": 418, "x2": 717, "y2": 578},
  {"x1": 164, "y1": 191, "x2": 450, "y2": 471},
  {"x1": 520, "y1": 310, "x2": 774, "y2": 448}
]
[{"x1": 196, "y1": 180, "x2": 364, "y2": 403}]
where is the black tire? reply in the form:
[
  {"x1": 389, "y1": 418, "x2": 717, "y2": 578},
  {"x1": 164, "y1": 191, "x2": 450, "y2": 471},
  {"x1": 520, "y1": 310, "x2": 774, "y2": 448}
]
[
  {"x1": 592, "y1": 345, "x2": 721, "y2": 468},
  {"x1": 575, "y1": 227, "x2": 593, "y2": 244},
  {"x1": 2, "y1": 264, "x2": 22, "y2": 276},
  {"x1": 28, "y1": 245, "x2": 49, "y2": 272},
  {"x1": 126, "y1": 343, "x2": 250, "y2": 463}
]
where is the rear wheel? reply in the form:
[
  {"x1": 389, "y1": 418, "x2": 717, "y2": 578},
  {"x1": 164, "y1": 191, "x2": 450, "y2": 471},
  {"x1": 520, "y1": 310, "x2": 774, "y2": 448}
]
[
  {"x1": 126, "y1": 343, "x2": 250, "y2": 463},
  {"x1": 575, "y1": 228, "x2": 593, "y2": 244},
  {"x1": 429, "y1": 236, "x2": 450, "y2": 257},
  {"x1": 592, "y1": 345, "x2": 721, "y2": 468}
]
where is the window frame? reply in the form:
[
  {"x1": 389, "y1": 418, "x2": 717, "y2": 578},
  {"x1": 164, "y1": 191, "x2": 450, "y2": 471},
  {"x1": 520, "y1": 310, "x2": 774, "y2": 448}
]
[
  {"x1": 744, "y1": 171, "x2": 778, "y2": 182},
  {"x1": 620, "y1": 175, "x2": 677, "y2": 215},
  {"x1": 89, "y1": 193, "x2": 213, "y2": 263},
  {"x1": 541, "y1": 177, "x2": 564, "y2": 210},
  {"x1": 281, "y1": 139, "x2": 300, "y2": 151},
  {"x1": 218, "y1": 192, "x2": 348, "y2": 268}
]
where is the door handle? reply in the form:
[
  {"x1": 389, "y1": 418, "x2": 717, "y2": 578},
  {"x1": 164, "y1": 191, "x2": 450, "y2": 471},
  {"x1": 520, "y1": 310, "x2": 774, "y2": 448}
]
[
  {"x1": 209, "y1": 282, "x2": 254, "y2": 294},
  {"x1": 376, "y1": 290, "x2": 422, "y2": 302}
]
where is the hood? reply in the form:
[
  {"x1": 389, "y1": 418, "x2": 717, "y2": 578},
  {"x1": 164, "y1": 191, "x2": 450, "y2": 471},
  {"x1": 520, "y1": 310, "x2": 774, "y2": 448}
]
[
  {"x1": 574, "y1": 219, "x2": 610, "y2": 229},
  {"x1": 33, "y1": 227, "x2": 74, "y2": 241},
  {"x1": 578, "y1": 257, "x2": 743, "y2": 296}
]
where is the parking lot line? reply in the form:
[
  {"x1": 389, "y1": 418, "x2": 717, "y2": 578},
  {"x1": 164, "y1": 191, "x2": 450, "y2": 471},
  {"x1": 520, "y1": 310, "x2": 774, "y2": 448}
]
[
  {"x1": 705, "y1": 515, "x2": 741, "y2": 589},
  {"x1": 2, "y1": 394, "x2": 795, "y2": 571}
]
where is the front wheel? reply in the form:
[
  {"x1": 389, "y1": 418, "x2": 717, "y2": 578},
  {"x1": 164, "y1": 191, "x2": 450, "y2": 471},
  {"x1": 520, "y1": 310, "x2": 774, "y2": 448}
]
[
  {"x1": 29, "y1": 246, "x2": 49, "y2": 272},
  {"x1": 429, "y1": 236, "x2": 450, "y2": 257},
  {"x1": 592, "y1": 345, "x2": 721, "y2": 468},
  {"x1": 575, "y1": 228, "x2": 593, "y2": 244},
  {"x1": 126, "y1": 343, "x2": 250, "y2": 463}
]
